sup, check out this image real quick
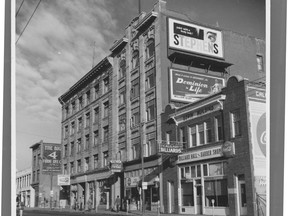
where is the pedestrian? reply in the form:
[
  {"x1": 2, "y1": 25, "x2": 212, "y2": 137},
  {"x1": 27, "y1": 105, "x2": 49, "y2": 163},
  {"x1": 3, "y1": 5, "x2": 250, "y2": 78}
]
[
  {"x1": 115, "y1": 195, "x2": 121, "y2": 212},
  {"x1": 73, "y1": 197, "x2": 77, "y2": 211}
]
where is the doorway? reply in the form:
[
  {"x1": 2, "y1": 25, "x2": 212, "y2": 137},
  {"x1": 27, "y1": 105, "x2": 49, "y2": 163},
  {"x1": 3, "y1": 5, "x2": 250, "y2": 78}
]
[
  {"x1": 168, "y1": 181, "x2": 175, "y2": 213},
  {"x1": 238, "y1": 180, "x2": 247, "y2": 215},
  {"x1": 195, "y1": 184, "x2": 202, "y2": 214}
]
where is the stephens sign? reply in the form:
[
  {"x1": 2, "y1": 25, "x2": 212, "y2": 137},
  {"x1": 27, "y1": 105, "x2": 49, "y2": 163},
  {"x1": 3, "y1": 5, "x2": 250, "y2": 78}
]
[
  {"x1": 168, "y1": 18, "x2": 224, "y2": 58},
  {"x1": 170, "y1": 69, "x2": 225, "y2": 103},
  {"x1": 42, "y1": 144, "x2": 62, "y2": 174}
]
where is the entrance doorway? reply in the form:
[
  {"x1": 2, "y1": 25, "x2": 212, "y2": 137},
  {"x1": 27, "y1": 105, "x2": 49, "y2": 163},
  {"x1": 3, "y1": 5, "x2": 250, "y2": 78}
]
[
  {"x1": 238, "y1": 180, "x2": 247, "y2": 215},
  {"x1": 168, "y1": 181, "x2": 175, "y2": 213},
  {"x1": 195, "y1": 184, "x2": 202, "y2": 214}
]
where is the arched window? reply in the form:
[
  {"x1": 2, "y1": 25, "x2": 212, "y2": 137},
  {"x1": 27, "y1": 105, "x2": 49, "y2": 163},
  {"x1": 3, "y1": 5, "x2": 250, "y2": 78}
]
[{"x1": 132, "y1": 50, "x2": 139, "y2": 69}]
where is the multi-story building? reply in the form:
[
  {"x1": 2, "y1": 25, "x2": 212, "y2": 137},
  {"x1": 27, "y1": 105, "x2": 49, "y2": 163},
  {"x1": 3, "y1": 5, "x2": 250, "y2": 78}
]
[
  {"x1": 58, "y1": 0, "x2": 265, "y2": 213},
  {"x1": 16, "y1": 168, "x2": 35, "y2": 207},
  {"x1": 161, "y1": 76, "x2": 266, "y2": 216},
  {"x1": 30, "y1": 140, "x2": 61, "y2": 208}
]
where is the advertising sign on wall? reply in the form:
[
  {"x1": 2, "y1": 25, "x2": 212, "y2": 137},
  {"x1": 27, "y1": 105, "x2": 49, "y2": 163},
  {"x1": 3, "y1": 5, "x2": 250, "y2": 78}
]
[
  {"x1": 248, "y1": 95, "x2": 266, "y2": 194},
  {"x1": 168, "y1": 18, "x2": 224, "y2": 58},
  {"x1": 170, "y1": 69, "x2": 225, "y2": 103},
  {"x1": 42, "y1": 144, "x2": 62, "y2": 174},
  {"x1": 58, "y1": 175, "x2": 70, "y2": 186}
]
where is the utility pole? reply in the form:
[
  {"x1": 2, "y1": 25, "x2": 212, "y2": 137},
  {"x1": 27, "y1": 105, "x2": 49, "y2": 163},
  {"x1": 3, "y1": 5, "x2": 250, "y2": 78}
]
[
  {"x1": 138, "y1": 0, "x2": 141, "y2": 14},
  {"x1": 140, "y1": 122, "x2": 145, "y2": 216}
]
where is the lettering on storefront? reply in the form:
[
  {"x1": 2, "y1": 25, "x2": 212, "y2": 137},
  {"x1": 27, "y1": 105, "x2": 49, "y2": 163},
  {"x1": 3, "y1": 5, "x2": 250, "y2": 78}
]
[
  {"x1": 126, "y1": 177, "x2": 140, "y2": 187},
  {"x1": 177, "y1": 146, "x2": 223, "y2": 164}
]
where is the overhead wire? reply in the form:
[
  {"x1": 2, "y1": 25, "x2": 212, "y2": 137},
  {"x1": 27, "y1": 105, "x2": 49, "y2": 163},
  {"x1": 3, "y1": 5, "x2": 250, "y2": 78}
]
[
  {"x1": 16, "y1": 0, "x2": 42, "y2": 44},
  {"x1": 16, "y1": 0, "x2": 25, "y2": 17}
]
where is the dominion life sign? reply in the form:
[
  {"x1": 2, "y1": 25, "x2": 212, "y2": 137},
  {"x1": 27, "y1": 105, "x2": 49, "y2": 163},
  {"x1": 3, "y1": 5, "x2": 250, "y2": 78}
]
[
  {"x1": 170, "y1": 69, "x2": 225, "y2": 103},
  {"x1": 168, "y1": 18, "x2": 224, "y2": 58}
]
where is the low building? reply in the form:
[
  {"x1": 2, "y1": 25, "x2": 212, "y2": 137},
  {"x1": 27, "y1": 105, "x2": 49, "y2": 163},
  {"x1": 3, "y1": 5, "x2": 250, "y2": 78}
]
[
  {"x1": 16, "y1": 168, "x2": 35, "y2": 207},
  {"x1": 30, "y1": 140, "x2": 62, "y2": 208},
  {"x1": 161, "y1": 76, "x2": 266, "y2": 216}
]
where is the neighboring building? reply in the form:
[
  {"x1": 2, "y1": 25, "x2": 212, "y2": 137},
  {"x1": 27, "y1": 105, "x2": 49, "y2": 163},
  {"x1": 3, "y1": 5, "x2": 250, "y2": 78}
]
[
  {"x1": 16, "y1": 168, "x2": 35, "y2": 207},
  {"x1": 161, "y1": 76, "x2": 266, "y2": 216},
  {"x1": 58, "y1": 0, "x2": 265, "y2": 213},
  {"x1": 30, "y1": 140, "x2": 61, "y2": 208}
]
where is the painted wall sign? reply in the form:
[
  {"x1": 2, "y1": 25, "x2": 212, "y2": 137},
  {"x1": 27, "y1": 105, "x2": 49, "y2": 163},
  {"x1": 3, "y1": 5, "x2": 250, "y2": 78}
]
[
  {"x1": 110, "y1": 160, "x2": 123, "y2": 173},
  {"x1": 170, "y1": 69, "x2": 225, "y2": 103},
  {"x1": 42, "y1": 144, "x2": 62, "y2": 173},
  {"x1": 58, "y1": 175, "x2": 70, "y2": 186},
  {"x1": 168, "y1": 18, "x2": 224, "y2": 58},
  {"x1": 177, "y1": 146, "x2": 223, "y2": 164},
  {"x1": 158, "y1": 140, "x2": 183, "y2": 154},
  {"x1": 247, "y1": 86, "x2": 266, "y2": 101},
  {"x1": 126, "y1": 177, "x2": 140, "y2": 187}
]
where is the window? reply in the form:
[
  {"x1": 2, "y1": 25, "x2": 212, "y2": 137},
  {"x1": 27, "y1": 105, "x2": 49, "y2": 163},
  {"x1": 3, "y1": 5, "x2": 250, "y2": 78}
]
[
  {"x1": 70, "y1": 121, "x2": 75, "y2": 135},
  {"x1": 131, "y1": 107, "x2": 140, "y2": 127},
  {"x1": 94, "y1": 83, "x2": 99, "y2": 100},
  {"x1": 205, "y1": 121, "x2": 212, "y2": 143},
  {"x1": 33, "y1": 155, "x2": 36, "y2": 167},
  {"x1": 86, "y1": 90, "x2": 90, "y2": 105},
  {"x1": 119, "y1": 88, "x2": 126, "y2": 106},
  {"x1": 132, "y1": 145, "x2": 137, "y2": 160},
  {"x1": 166, "y1": 131, "x2": 171, "y2": 144},
  {"x1": 144, "y1": 138, "x2": 156, "y2": 157},
  {"x1": 146, "y1": 99, "x2": 156, "y2": 121},
  {"x1": 71, "y1": 101, "x2": 76, "y2": 114},
  {"x1": 78, "y1": 96, "x2": 83, "y2": 110},
  {"x1": 84, "y1": 157, "x2": 89, "y2": 172},
  {"x1": 77, "y1": 138, "x2": 81, "y2": 152},
  {"x1": 103, "y1": 77, "x2": 109, "y2": 94},
  {"x1": 77, "y1": 159, "x2": 81, "y2": 173},
  {"x1": 103, "y1": 151, "x2": 109, "y2": 167},
  {"x1": 64, "y1": 144, "x2": 68, "y2": 157},
  {"x1": 93, "y1": 154, "x2": 99, "y2": 169},
  {"x1": 103, "y1": 101, "x2": 109, "y2": 118},
  {"x1": 65, "y1": 106, "x2": 69, "y2": 118},
  {"x1": 78, "y1": 117, "x2": 82, "y2": 132},
  {"x1": 215, "y1": 116, "x2": 223, "y2": 141},
  {"x1": 103, "y1": 126, "x2": 109, "y2": 142},
  {"x1": 119, "y1": 59, "x2": 126, "y2": 79},
  {"x1": 85, "y1": 134, "x2": 90, "y2": 150},
  {"x1": 64, "y1": 125, "x2": 68, "y2": 138},
  {"x1": 198, "y1": 123, "x2": 205, "y2": 145},
  {"x1": 180, "y1": 127, "x2": 186, "y2": 149},
  {"x1": 131, "y1": 78, "x2": 140, "y2": 99},
  {"x1": 33, "y1": 171, "x2": 36, "y2": 182},
  {"x1": 231, "y1": 109, "x2": 241, "y2": 137},
  {"x1": 70, "y1": 162, "x2": 74, "y2": 174},
  {"x1": 145, "y1": 39, "x2": 155, "y2": 60},
  {"x1": 189, "y1": 125, "x2": 197, "y2": 147},
  {"x1": 182, "y1": 182, "x2": 194, "y2": 206},
  {"x1": 145, "y1": 69, "x2": 155, "y2": 90},
  {"x1": 85, "y1": 112, "x2": 90, "y2": 128},
  {"x1": 64, "y1": 164, "x2": 68, "y2": 174},
  {"x1": 93, "y1": 130, "x2": 99, "y2": 146},
  {"x1": 36, "y1": 170, "x2": 40, "y2": 181},
  {"x1": 132, "y1": 50, "x2": 139, "y2": 69},
  {"x1": 70, "y1": 141, "x2": 74, "y2": 156},
  {"x1": 205, "y1": 179, "x2": 228, "y2": 207},
  {"x1": 257, "y1": 55, "x2": 264, "y2": 72},
  {"x1": 93, "y1": 107, "x2": 99, "y2": 123},
  {"x1": 119, "y1": 114, "x2": 126, "y2": 132}
]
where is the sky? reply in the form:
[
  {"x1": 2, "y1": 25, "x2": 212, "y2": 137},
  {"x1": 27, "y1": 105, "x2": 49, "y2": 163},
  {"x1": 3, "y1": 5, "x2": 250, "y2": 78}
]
[{"x1": 15, "y1": 0, "x2": 265, "y2": 171}]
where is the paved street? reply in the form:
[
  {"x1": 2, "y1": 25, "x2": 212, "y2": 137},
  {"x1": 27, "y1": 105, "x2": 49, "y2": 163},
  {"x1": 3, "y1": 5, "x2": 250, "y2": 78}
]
[{"x1": 19, "y1": 208, "x2": 213, "y2": 216}]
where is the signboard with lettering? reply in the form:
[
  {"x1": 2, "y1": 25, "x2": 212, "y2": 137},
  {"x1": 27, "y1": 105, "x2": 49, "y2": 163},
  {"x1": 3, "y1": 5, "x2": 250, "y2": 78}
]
[
  {"x1": 110, "y1": 160, "x2": 123, "y2": 173},
  {"x1": 170, "y1": 69, "x2": 225, "y2": 103},
  {"x1": 42, "y1": 144, "x2": 62, "y2": 174},
  {"x1": 126, "y1": 177, "x2": 140, "y2": 187},
  {"x1": 177, "y1": 145, "x2": 223, "y2": 164},
  {"x1": 168, "y1": 18, "x2": 224, "y2": 58},
  {"x1": 158, "y1": 140, "x2": 183, "y2": 154},
  {"x1": 248, "y1": 97, "x2": 266, "y2": 194},
  {"x1": 247, "y1": 86, "x2": 266, "y2": 102},
  {"x1": 58, "y1": 175, "x2": 70, "y2": 186}
]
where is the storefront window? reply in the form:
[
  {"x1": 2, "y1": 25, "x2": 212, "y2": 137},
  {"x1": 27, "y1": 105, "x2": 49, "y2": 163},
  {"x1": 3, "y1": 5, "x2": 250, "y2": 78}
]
[
  {"x1": 182, "y1": 182, "x2": 194, "y2": 206},
  {"x1": 204, "y1": 179, "x2": 228, "y2": 207},
  {"x1": 191, "y1": 166, "x2": 196, "y2": 178},
  {"x1": 209, "y1": 163, "x2": 224, "y2": 176}
]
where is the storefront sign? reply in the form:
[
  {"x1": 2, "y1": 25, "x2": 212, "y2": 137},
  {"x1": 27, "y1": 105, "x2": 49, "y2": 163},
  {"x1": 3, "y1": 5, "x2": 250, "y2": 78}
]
[
  {"x1": 177, "y1": 146, "x2": 223, "y2": 164},
  {"x1": 247, "y1": 86, "x2": 266, "y2": 102},
  {"x1": 42, "y1": 144, "x2": 62, "y2": 173},
  {"x1": 70, "y1": 185, "x2": 77, "y2": 192},
  {"x1": 110, "y1": 160, "x2": 123, "y2": 173},
  {"x1": 158, "y1": 140, "x2": 183, "y2": 154},
  {"x1": 170, "y1": 69, "x2": 225, "y2": 103},
  {"x1": 58, "y1": 174, "x2": 70, "y2": 186},
  {"x1": 222, "y1": 141, "x2": 235, "y2": 158},
  {"x1": 168, "y1": 18, "x2": 224, "y2": 58},
  {"x1": 126, "y1": 177, "x2": 140, "y2": 187}
]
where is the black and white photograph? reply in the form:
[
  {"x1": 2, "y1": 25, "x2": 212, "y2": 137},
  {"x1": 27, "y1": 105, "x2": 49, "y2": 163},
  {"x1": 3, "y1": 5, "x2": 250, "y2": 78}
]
[{"x1": 10, "y1": 0, "x2": 275, "y2": 215}]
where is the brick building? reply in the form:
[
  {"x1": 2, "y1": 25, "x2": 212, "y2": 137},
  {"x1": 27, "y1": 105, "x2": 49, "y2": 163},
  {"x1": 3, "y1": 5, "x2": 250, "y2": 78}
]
[
  {"x1": 30, "y1": 140, "x2": 61, "y2": 208},
  {"x1": 160, "y1": 76, "x2": 266, "y2": 216},
  {"x1": 58, "y1": 0, "x2": 265, "y2": 213},
  {"x1": 16, "y1": 167, "x2": 35, "y2": 207}
]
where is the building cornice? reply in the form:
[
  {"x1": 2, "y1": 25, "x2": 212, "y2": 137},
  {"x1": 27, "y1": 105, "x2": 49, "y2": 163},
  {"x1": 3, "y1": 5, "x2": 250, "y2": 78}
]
[
  {"x1": 135, "y1": 11, "x2": 158, "y2": 32},
  {"x1": 109, "y1": 37, "x2": 128, "y2": 57}
]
